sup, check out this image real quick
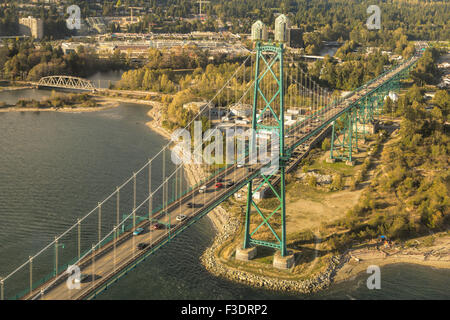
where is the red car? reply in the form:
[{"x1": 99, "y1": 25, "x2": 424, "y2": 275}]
[
  {"x1": 151, "y1": 223, "x2": 162, "y2": 230},
  {"x1": 215, "y1": 182, "x2": 223, "y2": 189}
]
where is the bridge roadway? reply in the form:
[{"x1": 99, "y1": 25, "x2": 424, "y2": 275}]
[{"x1": 23, "y1": 55, "x2": 418, "y2": 300}]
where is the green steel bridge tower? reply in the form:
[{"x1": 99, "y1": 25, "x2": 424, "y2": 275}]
[
  {"x1": 243, "y1": 42, "x2": 289, "y2": 257},
  {"x1": 328, "y1": 60, "x2": 418, "y2": 164}
]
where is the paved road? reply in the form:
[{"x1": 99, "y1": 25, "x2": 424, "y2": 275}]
[{"x1": 23, "y1": 55, "x2": 418, "y2": 300}]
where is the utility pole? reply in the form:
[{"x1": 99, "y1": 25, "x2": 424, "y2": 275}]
[{"x1": 197, "y1": 0, "x2": 210, "y2": 17}]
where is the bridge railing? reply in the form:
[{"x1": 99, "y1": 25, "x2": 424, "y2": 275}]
[{"x1": 285, "y1": 54, "x2": 418, "y2": 138}]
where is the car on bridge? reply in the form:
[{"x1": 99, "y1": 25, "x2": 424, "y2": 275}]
[
  {"x1": 215, "y1": 182, "x2": 223, "y2": 189},
  {"x1": 226, "y1": 181, "x2": 235, "y2": 187},
  {"x1": 137, "y1": 242, "x2": 149, "y2": 250},
  {"x1": 151, "y1": 223, "x2": 162, "y2": 230},
  {"x1": 133, "y1": 227, "x2": 144, "y2": 236},
  {"x1": 199, "y1": 185, "x2": 207, "y2": 193},
  {"x1": 176, "y1": 214, "x2": 187, "y2": 222},
  {"x1": 187, "y1": 202, "x2": 194, "y2": 208}
]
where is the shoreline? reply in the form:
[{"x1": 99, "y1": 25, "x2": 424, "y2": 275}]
[
  {"x1": 201, "y1": 212, "x2": 450, "y2": 294},
  {"x1": 0, "y1": 96, "x2": 121, "y2": 113},
  {"x1": 200, "y1": 211, "x2": 345, "y2": 294},
  {"x1": 140, "y1": 100, "x2": 230, "y2": 232},
  {"x1": 334, "y1": 235, "x2": 450, "y2": 284},
  {"x1": 144, "y1": 101, "x2": 172, "y2": 141},
  {"x1": 0, "y1": 86, "x2": 31, "y2": 92}
]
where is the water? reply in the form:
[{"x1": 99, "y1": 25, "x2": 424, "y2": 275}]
[
  {"x1": 313, "y1": 264, "x2": 450, "y2": 300},
  {"x1": 319, "y1": 45, "x2": 340, "y2": 57},
  {"x1": 87, "y1": 70, "x2": 124, "y2": 89},
  {"x1": 0, "y1": 88, "x2": 60, "y2": 105},
  {"x1": 0, "y1": 102, "x2": 171, "y2": 279},
  {"x1": 0, "y1": 88, "x2": 449, "y2": 300}
]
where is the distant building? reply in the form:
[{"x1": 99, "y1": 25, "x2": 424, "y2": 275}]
[
  {"x1": 230, "y1": 103, "x2": 252, "y2": 118},
  {"x1": 61, "y1": 42, "x2": 79, "y2": 54},
  {"x1": 384, "y1": 92, "x2": 398, "y2": 102},
  {"x1": 86, "y1": 17, "x2": 107, "y2": 34},
  {"x1": 288, "y1": 28, "x2": 303, "y2": 48},
  {"x1": 182, "y1": 101, "x2": 225, "y2": 118},
  {"x1": 251, "y1": 20, "x2": 268, "y2": 42},
  {"x1": 274, "y1": 14, "x2": 290, "y2": 43},
  {"x1": 19, "y1": 16, "x2": 44, "y2": 40}
]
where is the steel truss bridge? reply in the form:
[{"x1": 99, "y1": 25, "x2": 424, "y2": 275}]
[
  {"x1": 0, "y1": 43, "x2": 421, "y2": 300},
  {"x1": 37, "y1": 76, "x2": 96, "y2": 91}
]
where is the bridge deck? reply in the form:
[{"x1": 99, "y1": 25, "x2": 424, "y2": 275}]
[{"x1": 22, "y1": 56, "x2": 418, "y2": 300}]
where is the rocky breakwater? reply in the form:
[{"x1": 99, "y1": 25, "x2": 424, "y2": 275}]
[{"x1": 200, "y1": 208, "x2": 349, "y2": 294}]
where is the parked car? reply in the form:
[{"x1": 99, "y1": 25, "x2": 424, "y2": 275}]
[
  {"x1": 133, "y1": 227, "x2": 144, "y2": 236},
  {"x1": 176, "y1": 214, "x2": 187, "y2": 222}
]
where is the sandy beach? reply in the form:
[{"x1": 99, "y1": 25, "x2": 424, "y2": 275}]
[
  {"x1": 144, "y1": 102, "x2": 173, "y2": 141},
  {"x1": 0, "y1": 86, "x2": 31, "y2": 92},
  {"x1": 334, "y1": 234, "x2": 450, "y2": 283}
]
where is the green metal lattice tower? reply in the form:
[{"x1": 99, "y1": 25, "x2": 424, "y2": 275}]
[
  {"x1": 242, "y1": 42, "x2": 288, "y2": 257},
  {"x1": 329, "y1": 108, "x2": 359, "y2": 163}
]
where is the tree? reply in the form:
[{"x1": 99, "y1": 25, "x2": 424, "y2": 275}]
[
  {"x1": 321, "y1": 137, "x2": 331, "y2": 151},
  {"x1": 330, "y1": 173, "x2": 344, "y2": 191}
]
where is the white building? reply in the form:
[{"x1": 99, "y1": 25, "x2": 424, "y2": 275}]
[
  {"x1": 251, "y1": 20, "x2": 268, "y2": 41},
  {"x1": 384, "y1": 91, "x2": 398, "y2": 102},
  {"x1": 230, "y1": 103, "x2": 253, "y2": 118},
  {"x1": 19, "y1": 16, "x2": 44, "y2": 40},
  {"x1": 274, "y1": 14, "x2": 290, "y2": 43}
]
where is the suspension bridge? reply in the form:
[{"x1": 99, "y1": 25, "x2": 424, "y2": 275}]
[{"x1": 0, "y1": 43, "x2": 421, "y2": 300}]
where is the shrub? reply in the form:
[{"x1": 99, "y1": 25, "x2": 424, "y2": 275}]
[
  {"x1": 321, "y1": 137, "x2": 331, "y2": 151},
  {"x1": 307, "y1": 175, "x2": 317, "y2": 187},
  {"x1": 330, "y1": 173, "x2": 344, "y2": 191}
]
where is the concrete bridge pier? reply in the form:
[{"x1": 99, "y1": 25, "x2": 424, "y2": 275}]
[
  {"x1": 345, "y1": 160, "x2": 355, "y2": 166},
  {"x1": 235, "y1": 246, "x2": 257, "y2": 261},
  {"x1": 273, "y1": 251, "x2": 295, "y2": 269}
]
